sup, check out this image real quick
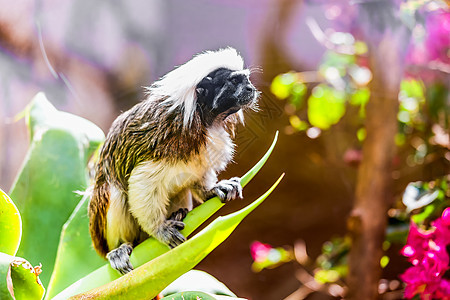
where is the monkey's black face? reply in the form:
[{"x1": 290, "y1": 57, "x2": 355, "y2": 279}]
[{"x1": 196, "y1": 68, "x2": 257, "y2": 126}]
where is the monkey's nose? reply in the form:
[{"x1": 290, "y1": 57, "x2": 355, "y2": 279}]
[{"x1": 245, "y1": 85, "x2": 255, "y2": 93}]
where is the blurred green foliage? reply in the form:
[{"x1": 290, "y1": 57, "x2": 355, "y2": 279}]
[
  {"x1": 262, "y1": 2, "x2": 449, "y2": 294},
  {"x1": 307, "y1": 84, "x2": 346, "y2": 130},
  {"x1": 314, "y1": 237, "x2": 350, "y2": 284},
  {"x1": 270, "y1": 46, "x2": 372, "y2": 136}
]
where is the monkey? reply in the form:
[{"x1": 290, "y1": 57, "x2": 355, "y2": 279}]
[{"x1": 88, "y1": 47, "x2": 259, "y2": 274}]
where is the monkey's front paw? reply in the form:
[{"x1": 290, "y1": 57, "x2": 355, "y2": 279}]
[
  {"x1": 156, "y1": 220, "x2": 186, "y2": 249},
  {"x1": 168, "y1": 208, "x2": 189, "y2": 222},
  {"x1": 213, "y1": 177, "x2": 243, "y2": 203},
  {"x1": 106, "y1": 243, "x2": 134, "y2": 275}
]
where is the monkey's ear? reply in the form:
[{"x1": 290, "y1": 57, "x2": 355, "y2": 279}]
[{"x1": 196, "y1": 87, "x2": 208, "y2": 97}]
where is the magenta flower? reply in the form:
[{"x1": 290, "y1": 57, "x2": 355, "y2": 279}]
[
  {"x1": 250, "y1": 241, "x2": 273, "y2": 263},
  {"x1": 400, "y1": 266, "x2": 427, "y2": 298},
  {"x1": 442, "y1": 208, "x2": 450, "y2": 225},
  {"x1": 425, "y1": 9, "x2": 450, "y2": 64},
  {"x1": 407, "y1": 9, "x2": 450, "y2": 65},
  {"x1": 250, "y1": 241, "x2": 293, "y2": 272},
  {"x1": 400, "y1": 208, "x2": 450, "y2": 299},
  {"x1": 400, "y1": 221, "x2": 435, "y2": 265},
  {"x1": 435, "y1": 279, "x2": 450, "y2": 299},
  {"x1": 433, "y1": 208, "x2": 450, "y2": 249}
]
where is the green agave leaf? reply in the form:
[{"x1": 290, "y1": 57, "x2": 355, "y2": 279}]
[
  {"x1": 9, "y1": 93, "x2": 105, "y2": 287},
  {"x1": 44, "y1": 195, "x2": 105, "y2": 299},
  {"x1": 0, "y1": 253, "x2": 15, "y2": 300},
  {"x1": 0, "y1": 252, "x2": 45, "y2": 300},
  {"x1": 68, "y1": 174, "x2": 284, "y2": 299},
  {"x1": 25, "y1": 93, "x2": 104, "y2": 159},
  {"x1": 52, "y1": 131, "x2": 279, "y2": 299},
  {"x1": 161, "y1": 291, "x2": 245, "y2": 300},
  {"x1": 161, "y1": 291, "x2": 217, "y2": 300},
  {"x1": 161, "y1": 270, "x2": 236, "y2": 297},
  {"x1": 0, "y1": 189, "x2": 21, "y2": 256}
]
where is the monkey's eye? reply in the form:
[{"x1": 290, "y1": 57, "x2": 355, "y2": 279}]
[
  {"x1": 229, "y1": 76, "x2": 241, "y2": 85},
  {"x1": 196, "y1": 87, "x2": 208, "y2": 97}
]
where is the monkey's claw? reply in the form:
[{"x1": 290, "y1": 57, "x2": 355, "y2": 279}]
[
  {"x1": 168, "y1": 208, "x2": 189, "y2": 222},
  {"x1": 107, "y1": 243, "x2": 134, "y2": 275},
  {"x1": 213, "y1": 177, "x2": 243, "y2": 203},
  {"x1": 156, "y1": 220, "x2": 186, "y2": 249}
]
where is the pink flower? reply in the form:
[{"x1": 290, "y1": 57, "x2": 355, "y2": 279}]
[
  {"x1": 407, "y1": 9, "x2": 450, "y2": 65},
  {"x1": 400, "y1": 262, "x2": 446, "y2": 298},
  {"x1": 405, "y1": 9, "x2": 450, "y2": 82},
  {"x1": 400, "y1": 208, "x2": 450, "y2": 299},
  {"x1": 425, "y1": 9, "x2": 450, "y2": 64},
  {"x1": 343, "y1": 148, "x2": 362, "y2": 167},
  {"x1": 432, "y1": 207, "x2": 450, "y2": 255},
  {"x1": 250, "y1": 241, "x2": 272, "y2": 263},
  {"x1": 435, "y1": 279, "x2": 450, "y2": 299},
  {"x1": 401, "y1": 221, "x2": 435, "y2": 263},
  {"x1": 432, "y1": 218, "x2": 450, "y2": 254},
  {"x1": 400, "y1": 267, "x2": 426, "y2": 298},
  {"x1": 442, "y1": 207, "x2": 450, "y2": 226},
  {"x1": 422, "y1": 250, "x2": 448, "y2": 279}
]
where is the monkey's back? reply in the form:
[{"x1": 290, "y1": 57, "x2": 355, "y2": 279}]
[{"x1": 88, "y1": 98, "x2": 210, "y2": 257}]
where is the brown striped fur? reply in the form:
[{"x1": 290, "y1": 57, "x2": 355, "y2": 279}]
[{"x1": 88, "y1": 183, "x2": 110, "y2": 257}]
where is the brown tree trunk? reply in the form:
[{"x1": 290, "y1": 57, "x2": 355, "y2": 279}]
[{"x1": 346, "y1": 32, "x2": 405, "y2": 299}]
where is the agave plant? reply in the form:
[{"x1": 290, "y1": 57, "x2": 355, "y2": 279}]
[{"x1": 0, "y1": 93, "x2": 281, "y2": 300}]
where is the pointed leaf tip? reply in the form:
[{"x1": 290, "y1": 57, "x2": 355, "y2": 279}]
[{"x1": 241, "y1": 131, "x2": 279, "y2": 187}]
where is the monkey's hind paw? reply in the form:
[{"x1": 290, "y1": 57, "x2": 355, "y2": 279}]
[
  {"x1": 168, "y1": 207, "x2": 189, "y2": 222},
  {"x1": 106, "y1": 243, "x2": 134, "y2": 275},
  {"x1": 156, "y1": 220, "x2": 186, "y2": 249},
  {"x1": 213, "y1": 177, "x2": 243, "y2": 203}
]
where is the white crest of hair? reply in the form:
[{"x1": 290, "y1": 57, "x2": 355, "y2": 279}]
[{"x1": 147, "y1": 47, "x2": 245, "y2": 128}]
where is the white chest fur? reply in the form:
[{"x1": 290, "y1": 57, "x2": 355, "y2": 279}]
[
  {"x1": 128, "y1": 126, "x2": 234, "y2": 201},
  {"x1": 203, "y1": 126, "x2": 234, "y2": 173}
]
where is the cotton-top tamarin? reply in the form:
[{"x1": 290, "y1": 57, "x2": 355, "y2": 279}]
[{"x1": 88, "y1": 47, "x2": 259, "y2": 274}]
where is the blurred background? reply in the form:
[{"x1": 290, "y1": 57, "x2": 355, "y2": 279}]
[{"x1": 0, "y1": 1, "x2": 449, "y2": 299}]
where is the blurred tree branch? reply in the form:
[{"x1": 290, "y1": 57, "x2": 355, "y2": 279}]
[
  {"x1": 346, "y1": 4, "x2": 409, "y2": 298},
  {"x1": 259, "y1": 0, "x2": 305, "y2": 81}
]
